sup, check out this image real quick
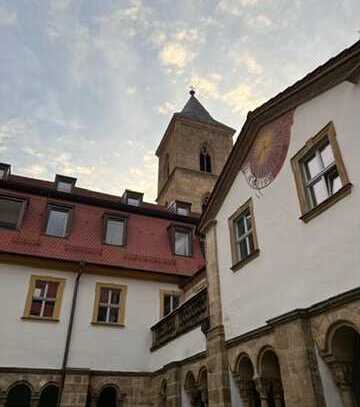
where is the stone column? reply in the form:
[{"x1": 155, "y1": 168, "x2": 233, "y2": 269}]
[
  {"x1": 90, "y1": 395, "x2": 98, "y2": 407},
  {"x1": 204, "y1": 220, "x2": 231, "y2": 407},
  {"x1": 328, "y1": 361, "x2": 354, "y2": 407},
  {"x1": 30, "y1": 393, "x2": 40, "y2": 407},
  {"x1": 117, "y1": 392, "x2": 126, "y2": 407},
  {"x1": 272, "y1": 379, "x2": 284, "y2": 407},
  {"x1": 60, "y1": 372, "x2": 90, "y2": 407},
  {"x1": 254, "y1": 378, "x2": 270, "y2": 407},
  {"x1": 0, "y1": 393, "x2": 6, "y2": 407}
]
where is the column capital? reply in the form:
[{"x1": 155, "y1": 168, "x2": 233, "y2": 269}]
[
  {"x1": 233, "y1": 376, "x2": 252, "y2": 401},
  {"x1": 254, "y1": 377, "x2": 271, "y2": 399}
]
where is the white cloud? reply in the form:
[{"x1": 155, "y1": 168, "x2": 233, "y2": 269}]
[
  {"x1": 21, "y1": 164, "x2": 48, "y2": 178},
  {"x1": 247, "y1": 14, "x2": 273, "y2": 28},
  {"x1": 222, "y1": 84, "x2": 263, "y2": 114},
  {"x1": 159, "y1": 42, "x2": 195, "y2": 70},
  {"x1": 158, "y1": 102, "x2": 176, "y2": 115},
  {"x1": 0, "y1": 6, "x2": 17, "y2": 27},
  {"x1": 231, "y1": 52, "x2": 263, "y2": 75},
  {"x1": 217, "y1": 0, "x2": 260, "y2": 15},
  {"x1": 189, "y1": 73, "x2": 223, "y2": 99}
]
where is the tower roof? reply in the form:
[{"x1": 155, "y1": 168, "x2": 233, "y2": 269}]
[{"x1": 175, "y1": 91, "x2": 234, "y2": 131}]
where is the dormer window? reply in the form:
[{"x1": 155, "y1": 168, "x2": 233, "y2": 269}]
[
  {"x1": 123, "y1": 190, "x2": 143, "y2": 207},
  {"x1": 55, "y1": 175, "x2": 76, "y2": 193},
  {"x1": 0, "y1": 163, "x2": 11, "y2": 180},
  {"x1": 168, "y1": 200, "x2": 192, "y2": 216}
]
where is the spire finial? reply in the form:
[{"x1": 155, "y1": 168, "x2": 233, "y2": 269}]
[{"x1": 189, "y1": 86, "x2": 195, "y2": 96}]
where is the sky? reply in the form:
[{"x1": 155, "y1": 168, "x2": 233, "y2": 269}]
[{"x1": 0, "y1": 0, "x2": 359, "y2": 202}]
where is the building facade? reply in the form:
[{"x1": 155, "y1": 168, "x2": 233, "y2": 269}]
[{"x1": 0, "y1": 41, "x2": 360, "y2": 407}]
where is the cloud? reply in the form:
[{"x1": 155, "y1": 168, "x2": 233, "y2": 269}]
[
  {"x1": 222, "y1": 84, "x2": 263, "y2": 114},
  {"x1": 189, "y1": 73, "x2": 223, "y2": 99},
  {"x1": 158, "y1": 102, "x2": 176, "y2": 115},
  {"x1": 159, "y1": 42, "x2": 195, "y2": 70},
  {"x1": 0, "y1": 6, "x2": 17, "y2": 27},
  {"x1": 247, "y1": 14, "x2": 273, "y2": 28},
  {"x1": 217, "y1": 0, "x2": 260, "y2": 15},
  {"x1": 231, "y1": 52, "x2": 263, "y2": 75}
]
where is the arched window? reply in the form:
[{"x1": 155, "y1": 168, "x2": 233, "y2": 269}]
[
  {"x1": 97, "y1": 386, "x2": 117, "y2": 407},
  {"x1": 200, "y1": 145, "x2": 212, "y2": 173},
  {"x1": 6, "y1": 383, "x2": 31, "y2": 407},
  {"x1": 39, "y1": 384, "x2": 59, "y2": 407}
]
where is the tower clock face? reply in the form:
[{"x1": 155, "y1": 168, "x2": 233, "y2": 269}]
[{"x1": 242, "y1": 110, "x2": 294, "y2": 190}]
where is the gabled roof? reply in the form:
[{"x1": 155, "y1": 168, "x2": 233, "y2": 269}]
[{"x1": 199, "y1": 40, "x2": 360, "y2": 232}]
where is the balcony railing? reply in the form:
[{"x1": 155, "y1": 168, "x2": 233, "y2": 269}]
[{"x1": 151, "y1": 288, "x2": 208, "y2": 351}]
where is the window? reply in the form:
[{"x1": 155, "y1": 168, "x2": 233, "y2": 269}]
[
  {"x1": 0, "y1": 163, "x2": 10, "y2": 179},
  {"x1": 55, "y1": 174, "x2": 76, "y2": 193},
  {"x1": 92, "y1": 283, "x2": 127, "y2": 326},
  {"x1": 168, "y1": 200, "x2": 192, "y2": 216},
  {"x1": 200, "y1": 144, "x2": 212, "y2": 173},
  {"x1": 160, "y1": 290, "x2": 181, "y2": 317},
  {"x1": 23, "y1": 275, "x2": 65, "y2": 320},
  {"x1": 123, "y1": 190, "x2": 143, "y2": 207},
  {"x1": 168, "y1": 224, "x2": 193, "y2": 257},
  {"x1": 228, "y1": 198, "x2": 259, "y2": 271},
  {"x1": 104, "y1": 216, "x2": 127, "y2": 246},
  {"x1": 0, "y1": 197, "x2": 26, "y2": 230},
  {"x1": 46, "y1": 205, "x2": 71, "y2": 237},
  {"x1": 291, "y1": 122, "x2": 351, "y2": 223}
]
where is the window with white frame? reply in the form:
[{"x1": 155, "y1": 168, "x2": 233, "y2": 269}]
[
  {"x1": 93, "y1": 283, "x2": 127, "y2": 325},
  {"x1": 104, "y1": 216, "x2": 126, "y2": 246},
  {"x1": 161, "y1": 291, "x2": 180, "y2": 317},
  {"x1": 174, "y1": 229, "x2": 192, "y2": 257},
  {"x1": 46, "y1": 205, "x2": 71, "y2": 237}
]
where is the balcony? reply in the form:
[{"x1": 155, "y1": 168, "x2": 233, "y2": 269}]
[{"x1": 151, "y1": 288, "x2": 209, "y2": 351}]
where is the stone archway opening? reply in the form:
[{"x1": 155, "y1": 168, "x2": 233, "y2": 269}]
[
  {"x1": 233, "y1": 354, "x2": 260, "y2": 407},
  {"x1": 97, "y1": 386, "x2": 117, "y2": 407},
  {"x1": 39, "y1": 384, "x2": 59, "y2": 407},
  {"x1": 6, "y1": 383, "x2": 31, "y2": 407},
  {"x1": 327, "y1": 324, "x2": 360, "y2": 407},
  {"x1": 184, "y1": 370, "x2": 208, "y2": 407},
  {"x1": 258, "y1": 349, "x2": 285, "y2": 407}
]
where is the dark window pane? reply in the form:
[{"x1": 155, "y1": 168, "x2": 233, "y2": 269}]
[
  {"x1": 174, "y1": 231, "x2": 190, "y2": 256},
  {"x1": 173, "y1": 295, "x2": 180, "y2": 310},
  {"x1": 46, "y1": 282, "x2": 59, "y2": 299},
  {"x1": 35, "y1": 280, "x2": 46, "y2": 297},
  {"x1": 164, "y1": 295, "x2": 171, "y2": 316},
  {"x1": 238, "y1": 239, "x2": 249, "y2": 260},
  {"x1": 248, "y1": 234, "x2": 255, "y2": 254},
  {"x1": 105, "y1": 219, "x2": 124, "y2": 246},
  {"x1": 43, "y1": 301, "x2": 55, "y2": 318},
  {"x1": 0, "y1": 198, "x2": 23, "y2": 229},
  {"x1": 326, "y1": 167, "x2": 342, "y2": 195},
  {"x1": 30, "y1": 300, "x2": 42, "y2": 316},
  {"x1": 46, "y1": 209, "x2": 69, "y2": 237},
  {"x1": 205, "y1": 154, "x2": 212, "y2": 173},
  {"x1": 245, "y1": 212, "x2": 252, "y2": 231},
  {"x1": 100, "y1": 288, "x2": 109, "y2": 303},
  {"x1": 236, "y1": 216, "x2": 246, "y2": 238},
  {"x1": 111, "y1": 290, "x2": 121, "y2": 305},
  {"x1": 57, "y1": 181, "x2": 72, "y2": 193},
  {"x1": 109, "y1": 308, "x2": 119, "y2": 323},
  {"x1": 97, "y1": 306, "x2": 107, "y2": 322}
]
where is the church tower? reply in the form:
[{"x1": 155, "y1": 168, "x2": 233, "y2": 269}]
[{"x1": 156, "y1": 90, "x2": 235, "y2": 213}]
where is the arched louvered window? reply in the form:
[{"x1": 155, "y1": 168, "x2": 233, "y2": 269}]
[{"x1": 200, "y1": 145, "x2": 212, "y2": 173}]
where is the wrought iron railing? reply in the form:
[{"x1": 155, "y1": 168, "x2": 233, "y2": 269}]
[{"x1": 151, "y1": 288, "x2": 208, "y2": 350}]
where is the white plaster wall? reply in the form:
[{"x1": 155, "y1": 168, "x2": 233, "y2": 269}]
[
  {"x1": 149, "y1": 326, "x2": 206, "y2": 371},
  {"x1": 315, "y1": 346, "x2": 343, "y2": 406},
  {"x1": 68, "y1": 274, "x2": 180, "y2": 371},
  {"x1": 215, "y1": 81, "x2": 360, "y2": 340},
  {"x1": 0, "y1": 263, "x2": 76, "y2": 368}
]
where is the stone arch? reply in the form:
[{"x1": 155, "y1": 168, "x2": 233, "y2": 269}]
[
  {"x1": 5, "y1": 381, "x2": 33, "y2": 407},
  {"x1": 322, "y1": 321, "x2": 360, "y2": 407},
  {"x1": 96, "y1": 383, "x2": 124, "y2": 407},
  {"x1": 199, "y1": 143, "x2": 212, "y2": 173},
  {"x1": 159, "y1": 378, "x2": 168, "y2": 405},
  {"x1": 38, "y1": 383, "x2": 59, "y2": 407},
  {"x1": 257, "y1": 347, "x2": 285, "y2": 407},
  {"x1": 233, "y1": 353, "x2": 260, "y2": 407},
  {"x1": 184, "y1": 370, "x2": 206, "y2": 407}
]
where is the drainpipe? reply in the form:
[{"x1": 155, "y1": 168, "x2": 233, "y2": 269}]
[{"x1": 57, "y1": 261, "x2": 85, "y2": 407}]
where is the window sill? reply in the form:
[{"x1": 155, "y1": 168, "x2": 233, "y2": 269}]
[
  {"x1": 91, "y1": 321, "x2": 125, "y2": 328},
  {"x1": 21, "y1": 316, "x2": 60, "y2": 322},
  {"x1": 300, "y1": 183, "x2": 352, "y2": 223},
  {"x1": 231, "y1": 249, "x2": 260, "y2": 272}
]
